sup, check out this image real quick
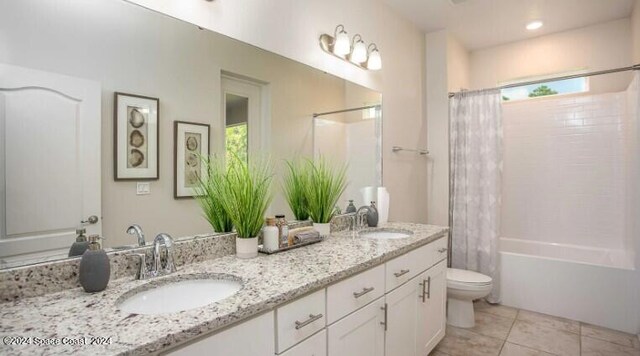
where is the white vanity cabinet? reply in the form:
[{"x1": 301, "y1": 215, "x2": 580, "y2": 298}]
[
  {"x1": 165, "y1": 311, "x2": 275, "y2": 356},
  {"x1": 164, "y1": 236, "x2": 448, "y2": 356},
  {"x1": 384, "y1": 275, "x2": 421, "y2": 356},
  {"x1": 327, "y1": 297, "x2": 386, "y2": 356},
  {"x1": 279, "y1": 330, "x2": 327, "y2": 356},
  {"x1": 417, "y1": 260, "x2": 447, "y2": 355}
]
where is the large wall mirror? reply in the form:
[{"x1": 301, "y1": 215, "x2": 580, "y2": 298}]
[{"x1": 0, "y1": 0, "x2": 382, "y2": 268}]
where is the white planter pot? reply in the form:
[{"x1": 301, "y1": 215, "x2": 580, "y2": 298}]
[
  {"x1": 236, "y1": 236, "x2": 258, "y2": 259},
  {"x1": 313, "y1": 223, "x2": 331, "y2": 237}
]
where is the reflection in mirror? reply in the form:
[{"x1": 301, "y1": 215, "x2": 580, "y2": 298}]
[
  {"x1": 314, "y1": 100, "x2": 382, "y2": 209},
  {"x1": 0, "y1": 0, "x2": 381, "y2": 269},
  {"x1": 225, "y1": 94, "x2": 249, "y2": 162}
]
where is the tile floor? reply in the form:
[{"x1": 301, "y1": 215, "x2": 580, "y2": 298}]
[{"x1": 431, "y1": 300, "x2": 640, "y2": 356}]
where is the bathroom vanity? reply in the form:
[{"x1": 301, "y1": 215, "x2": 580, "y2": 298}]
[{"x1": 0, "y1": 223, "x2": 448, "y2": 356}]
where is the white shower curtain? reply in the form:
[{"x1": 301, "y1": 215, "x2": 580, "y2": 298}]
[{"x1": 450, "y1": 89, "x2": 503, "y2": 303}]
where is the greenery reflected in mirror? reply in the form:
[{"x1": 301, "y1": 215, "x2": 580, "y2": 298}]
[
  {"x1": 302, "y1": 157, "x2": 348, "y2": 225},
  {"x1": 195, "y1": 155, "x2": 234, "y2": 233}
]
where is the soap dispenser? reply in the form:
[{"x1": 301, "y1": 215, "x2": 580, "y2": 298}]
[
  {"x1": 79, "y1": 235, "x2": 110, "y2": 293},
  {"x1": 68, "y1": 227, "x2": 90, "y2": 257},
  {"x1": 366, "y1": 201, "x2": 379, "y2": 227}
]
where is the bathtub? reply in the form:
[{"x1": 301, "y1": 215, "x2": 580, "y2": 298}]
[{"x1": 499, "y1": 237, "x2": 639, "y2": 334}]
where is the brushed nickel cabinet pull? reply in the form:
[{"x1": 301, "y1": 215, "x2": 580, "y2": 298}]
[
  {"x1": 353, "y1": 287, "x2": 375, "y2": 299},
  {"x1": 294, "y1": 313, "x2": 323, "y2": 330},
  {"x1": 419, "y1": 276, "x2": 432, "y2": 303},
  {"x1": 393, "y1": 269, "x2": 410, "y2": 278},
  {"x1": 380, "y1": 304, "x2": 388, "y2": 331}
]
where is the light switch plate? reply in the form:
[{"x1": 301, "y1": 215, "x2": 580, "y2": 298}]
[{"x1": 136, "y1": 182, "x2": 150, "y2": 195}]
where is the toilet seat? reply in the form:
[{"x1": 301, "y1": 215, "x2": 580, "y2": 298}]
[{"x1": 447, "y1": 268, "x2": 492, "y2": 291}]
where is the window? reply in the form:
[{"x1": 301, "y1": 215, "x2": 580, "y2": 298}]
[
  {"x1": 501, "y1": 77, "x2": 588, "y2": 101},
  {"x1": 225, "y1": 123, "x2": 248, "y2": 163}
]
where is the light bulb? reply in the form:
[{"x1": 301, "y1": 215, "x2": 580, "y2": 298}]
[
  {"x1": 351, "y1": 37, "x2": 367, "y2": 63},
  {"x1": 526, "y1": 21, "x2": 543, "y2": 31},
  {"x1": 333, "y1": 27, "x2": 350, "y2": 56},
  {"x1": 367, "y1": 45, "x2": 381, "y2": 70}
]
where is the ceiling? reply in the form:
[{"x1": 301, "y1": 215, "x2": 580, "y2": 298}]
[{"x1": 383, "y1": 0, "x2": 635, "y2": 50}]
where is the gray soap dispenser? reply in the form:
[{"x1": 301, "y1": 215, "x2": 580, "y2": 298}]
[
  {"x1": 366, "y1": 201, "x2": 379, "y2": 227},
  {"x1": 68, "y1": 227, "x2": 90, "y2": 257},
  {"x1": 79, "y1": 235, "x2": 110, "y2": 293}
]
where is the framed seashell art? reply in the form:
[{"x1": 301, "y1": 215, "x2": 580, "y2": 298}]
[
  {"x1": 114, "y1": 92, "x2": 160, "y2": 180},
  {"x1": 174, "y1": 121, "x2": 210, "y2": 198}
]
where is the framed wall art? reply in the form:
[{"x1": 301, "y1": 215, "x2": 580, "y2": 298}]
[
  {"x1": 114, "y1": 92, "x2": 159, "y2": 180},
  {"x1": 174, "y1": 121, "x2": 210, "y2": 198}
]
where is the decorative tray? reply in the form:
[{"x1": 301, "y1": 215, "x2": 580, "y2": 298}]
[{"x1": 258, "y1": 235, "x2": 325, "y2": 255}]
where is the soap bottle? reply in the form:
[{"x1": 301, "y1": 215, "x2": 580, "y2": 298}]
[
  {"x1": 275, "y1": 215, "x2": 289, "y2": 248},
  {"x1": 68, "y1": 227, "x2": 89, "y2": 257},
  {"x1": 366, "y1": 201, "x2": 379, "y2": 227},
  {"x1": 345, "y1": 200, "x2": 357, "y2": 214},
  {"x1": 79, "y1": 235, "x2": 110, "y2": 293},
  {"x1": 263, "y1": 217, "x2": 279, "y2": 252}
]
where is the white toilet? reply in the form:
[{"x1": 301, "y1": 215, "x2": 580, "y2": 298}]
[{"x1": 446, "y1": 268, "x2": 493, "y2": 328}]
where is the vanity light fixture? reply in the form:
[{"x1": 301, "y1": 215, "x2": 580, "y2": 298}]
[
  {"x1": 318, "y1": 25, "x2": 382, "y2": 71},
  {"x1": 350, "y1": 34, "x2": 367, "y2": 63},
  {"x1": 332, "y1": 25, "x2": 351, "y2": 56},
  {"x1": 366, "y1": 44, "x2": 382, "y2": 71}
]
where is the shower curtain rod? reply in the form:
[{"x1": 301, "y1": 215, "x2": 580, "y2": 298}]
[
  {"x1": 313, "y1": 104, "x2": 381, "y2": 118},
  {"x1": 448, "y1": 63, "x2": 640, "y2": 98}
]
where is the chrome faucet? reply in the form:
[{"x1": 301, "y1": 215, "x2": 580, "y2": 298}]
[
  {"x1": 353, "y1": 206, "x2": 371, "y2": 231},
  {"x1": 126, "y1": 224, "x2": 146, "y2": 246},
  {"x1": 152, "y1": 233, "x2": 177, "y2": 276}
]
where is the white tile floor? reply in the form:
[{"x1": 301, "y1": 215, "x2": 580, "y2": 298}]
[{"x1": 431, "y1": 300, "x2": 640, "y2": 356}]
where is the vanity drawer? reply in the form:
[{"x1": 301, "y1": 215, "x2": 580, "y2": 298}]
[
  {"x1": 327, "y1": 264, "x2": 385, "y2": 324},
  {"x1": 412, "y1": 236, "x2": 448, "y2": 273},
  {"x1": 276, "y1": 289, "x2": 326, "y2": 353},
  {"x1": 385, "y1": 252, "x2": 417, "y2": 292}
]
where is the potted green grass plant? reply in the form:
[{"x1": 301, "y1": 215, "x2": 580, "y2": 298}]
[
  {"x1": 195, "y1": 155, "x2": 234, "y2": 233},
  {"x1": 282, "y1": 159, "x2": 311, "y2": 221},
  {"x1": 304, "y1": 157, "x2": 348, "y2": 237},
  {"x1": 218, "y1": 154, "x2": 273, "y2": 258}
]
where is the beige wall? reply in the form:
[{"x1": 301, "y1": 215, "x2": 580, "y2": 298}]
[
  {"x1": 1, "y1": 0, "x2": 358, "y2": 247},
  {"x1": 633, "y1": 0, "x2": 640, "y2": 63},
  {"x1": 447, "y1": 35, "x2": 471, "y2": 92},
  {"x1": 471, "y1": 18, "x2": 634, "y2": 93},
  {"x1": 425, "y1": 30, "x2": 450, "y2": 227},
  {"x1": 127, "y1": 0, "x2": 429, "y2": 225}
]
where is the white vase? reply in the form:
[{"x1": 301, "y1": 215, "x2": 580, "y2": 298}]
[
  {"x1": 236, "y1": 236, "x2": 258, "y2": 259},
  {"x1": 313, "y1": 223, "x2": 331, "y2": 237}
]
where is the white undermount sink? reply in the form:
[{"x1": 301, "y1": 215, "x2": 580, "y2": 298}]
[
  {"x1": 118, "y1": 276, "x2": 242, "y2": 315},
  {"x1": 359, "y1": 228, "x2": 413, "y2": 240}
]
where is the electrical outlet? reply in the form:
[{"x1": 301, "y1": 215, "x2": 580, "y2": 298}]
[{"x1": 136, "y1": 182, "x2": 150, "y2": 195}]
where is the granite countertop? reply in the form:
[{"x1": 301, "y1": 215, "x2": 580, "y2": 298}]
[{"x1": 0, "y1": 222, "x2": 448, "y2": 356}]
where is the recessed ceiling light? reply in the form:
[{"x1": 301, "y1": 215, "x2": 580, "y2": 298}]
[{"x1": 526, "y1": 21, "x2": 543, "y2": 31}]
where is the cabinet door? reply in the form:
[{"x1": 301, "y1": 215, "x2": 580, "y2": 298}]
[
  {"x1": 385, "y1": 276, "x2": 420, "y2": 356},
  {"x1": 327, "y1": 297, "x2": 385, "y2": 356},
  {"x1": 164, "y1": 311, "x2": 275, "y2": 356},
  {"x1": 416, "y1": 260, "x2": 447, "y2": 356},
  {"x1": 279, "y1": 330, "x2": 326, "y2": 356}
]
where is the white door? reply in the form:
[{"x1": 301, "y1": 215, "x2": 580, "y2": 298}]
[
  {"x1": 417, "y1": 260, "x2": 447, "y2": 355},
  {"x1": 0, "y1": 63, "x2": 101, "y2": 263},
  {"x1": 327, "y1": 297, "x2": 385, "y2": 356},
  {"x1": 385, "y1": 276, "x2": 420, "y2": 356},
  {"x1": 221, "y1": 74, "x2": 268, "y2": 160}
]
